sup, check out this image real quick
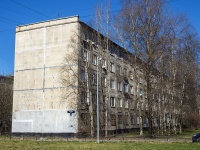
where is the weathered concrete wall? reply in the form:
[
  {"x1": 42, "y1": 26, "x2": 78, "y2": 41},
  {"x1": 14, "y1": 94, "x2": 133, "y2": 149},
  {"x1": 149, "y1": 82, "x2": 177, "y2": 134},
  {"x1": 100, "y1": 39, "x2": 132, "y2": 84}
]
[{"x1": 12, "y1": 16, "x2": 79, "y2": 135}]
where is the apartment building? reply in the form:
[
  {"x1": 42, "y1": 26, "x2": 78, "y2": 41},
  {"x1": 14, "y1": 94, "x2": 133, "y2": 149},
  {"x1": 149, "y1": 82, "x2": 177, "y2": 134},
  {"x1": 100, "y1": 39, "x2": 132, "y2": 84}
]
[
  {"x1": 78, "y1": 22, "x2": 148, "y2": 137},
  {"x1": 12, "y1": 16, "x2": 175, "y2": 137}
]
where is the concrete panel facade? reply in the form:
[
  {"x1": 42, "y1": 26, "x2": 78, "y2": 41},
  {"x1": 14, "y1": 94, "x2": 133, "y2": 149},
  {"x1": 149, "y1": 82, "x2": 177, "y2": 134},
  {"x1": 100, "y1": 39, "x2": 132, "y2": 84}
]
[{"x1": 12, "y1": 16, "x2": 79, "y2": 135}]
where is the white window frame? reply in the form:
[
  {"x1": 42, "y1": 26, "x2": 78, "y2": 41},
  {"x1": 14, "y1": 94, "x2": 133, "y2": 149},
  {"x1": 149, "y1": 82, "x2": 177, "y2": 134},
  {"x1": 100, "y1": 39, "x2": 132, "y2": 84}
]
[
  {"x1": 92, "y1": 54, "x2": 97, "y2": 65},
  {"x1": 125, "y1": 99, "x2": 128, "y2": 108},
  {"x1": 110, "y1": 79, "x2": 115, "y2": 89},
  {"x1": 118, "y1": 99, "x2": 123, "y2": 107},
  {"x1": 83, "y1": 49, "x2": 88, "y2": 61},
  {"x1": 130, "y1": 73, "x2": 133, "y2": 80},
  {"x1": 81, "y1": 69, "x2": 86, "y2": 81},
  {"x1": 135, "y1": 87, "x2": 138, "y2": 97},
  {"x1": 120, "y1": 82, "x2": 122, "y2": 91},
  {"x1": 92, "y1": 93, "x2": 97, "y2": 105},
  {"x1": 110, "y1": 62, "x2": 115, "y2": 73},
  {"x1": 117, "y1": 82, "x2": 121, "y2": 91},
  {"x1": 140, "y1": 89, "x2": 143, "y2": 96},
  {"x1": 137, "y1": 117, "x2": 139, "y2": 124},
  {"x1": 102, "y1": 76, "x2": 106, "y2": 87},
  {"x1": 137, "y1": 102, "x2": 139, "y2": 109},
  {"x1": 123, "y1": 68, "x2": 127, "y2": 76},
  {"x1": 124, "y1": 83, "x2": 128, "y2": 93},
  {"x1": 102, "y1": 59, "x2": 106, "y2": 68},
  {"x1": 92, "y1": 73, "x2": 97, "y2": 85},
  {"x1": 110, "y1": 97, "x2": 115, "y2": 107},
  {"x1": 116, "y1": 65, "x2": 121, "y2": 74},
  {"x1": 130, "y1": 85, "x2": 133, "y2": 94}
]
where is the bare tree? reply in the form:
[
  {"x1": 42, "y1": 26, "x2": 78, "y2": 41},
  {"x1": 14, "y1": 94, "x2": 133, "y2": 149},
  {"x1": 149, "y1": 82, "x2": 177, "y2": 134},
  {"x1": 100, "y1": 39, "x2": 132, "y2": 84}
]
[
  {"x1": 60, "y1": 0, "x2": 200, "y2": 138},
  {"x1": 113, "y1": 0, "x2": 200, "y2": 136},
  {"x1": 114, "y1": 0, "x2": 176, "y2": 136}
]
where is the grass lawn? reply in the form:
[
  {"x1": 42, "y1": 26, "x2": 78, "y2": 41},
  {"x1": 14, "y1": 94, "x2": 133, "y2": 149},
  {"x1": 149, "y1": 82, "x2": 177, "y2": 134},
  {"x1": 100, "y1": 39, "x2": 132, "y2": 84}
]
[
  {"x1": 0, "y1": 140, "x2": 199, "y2": 150},
  {"x1": 116, "y1": 129, "x2": 200, "y2": 139},
  {"x1": 0, "y1": 129, "x2": 199, "y2": 149}
]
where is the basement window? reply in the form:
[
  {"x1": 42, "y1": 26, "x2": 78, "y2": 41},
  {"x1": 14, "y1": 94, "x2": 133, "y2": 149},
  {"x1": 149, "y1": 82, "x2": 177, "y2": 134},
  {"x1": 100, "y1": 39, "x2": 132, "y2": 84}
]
[{"x1": 111, "y1": 114, "x2": 116, "y2": 126}]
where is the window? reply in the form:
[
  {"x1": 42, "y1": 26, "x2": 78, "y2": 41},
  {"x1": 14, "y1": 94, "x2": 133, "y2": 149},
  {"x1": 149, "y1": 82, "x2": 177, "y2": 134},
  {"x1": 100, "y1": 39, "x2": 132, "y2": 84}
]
[
  {"x1": 117, "y1": 50, "x2": 122, "y2": 58},
  {"x1": 83, "y1": 49, "x2": 88, "y2": 61},
  {"x1": 124, "y1": 115, "x2": 129, "y2": 125},
  {"x1": 118, "y1": 114, "x2": 122, "y2": 124},
  {"x1": 137, "y1": 102, "x2": 140, "y2": 110},
  {"x1": 137, "y1": 117, "x2": 139, "y2": 124},
  {"x1": 153, "y1": 118, "x2": 157, "y2": 124},
  {"x1": 135, "y1": 87, "x2": 138, "y2": 97},
  {"x1": 102, "y1": 76, "x2": 106, "y2": 87},
  {"x1": 101, "y1": 41, "x2": 106, "y2": 49},
  {"x1": 81, "y1": 69, "x2": 86, "y2": 81},
  {"x1": 118, "y1": 99, "x2": 123, "y2": 107},
  {"x1": 124, "y1": 83, "x2": 128, "y2": 93},
  {"x1": 110, "y1": 97, "x2": 115, "y2": 107},
  {"x1": 125, "y1": 99, "x2": 128, "y2": 108},
  {"x1": 111, "y1": 114, "x2": 116, "y2": 126},
  {"x1": 81, "y1": 91, "x2": 87, "y2": 103},
  {"x1": 131, "y1": 115, "x2": 134, "y2": 125},
  {"x1": 110, "y1": 79, "x2": 115, "y2": 89},
  {"x1": 92, "y1": 93, "x2": 97, "y2": 104},
  {"x1": 130, "y1": 86, "x2": 133, "y2": 94},
  {"x1": 116, "y1": 65, "x2": 121, "y2": 74},
  {"x1": 130, "y1": 72, "x2": 133, "y2": 80},
  {"x1": 144, "y1": 117, "x2": 148, "y2": 125},
  {"x1": 153, "y1": 104, "x2": 156, "y2": 111},
  {"x1": 110, "y1": 62, "x2": 115, "y2": 72},
  {"x1": 117, "y1": 82, "x2": 122, "y2": 91},
  {"x1": 83, "y1": 41, "x2": 89, "y2": 50},
  {"x1": 92, "y1": 54, "x2": 97, "y2": 65},
  {"x1": 102, "y1": 59, "x2": 106, "y2": 68},
  {"x1": 110, "y1": 47, "x2": 115, "y2": 55},
  {"x1": 130, "y1": 100, "x2": 134, "y2": 109},
  {"x1": 141, "y1": 103, "x2": 144, "y2": 110},
  {"x1": 92, "y1": 73, "x2": 97, "y2": 85},
  {"x1": 146, "y1": 104, "x2": 148, "y2": 110},
  {"x1": 123, "y1": 68, "x2": 127, "y2": 76},
  {"x1": 103, "y1": 95, "x2": 106, "y2": 104},
  {"x1": 140, "y1": 89, "x2": 143, "y2": 96}
]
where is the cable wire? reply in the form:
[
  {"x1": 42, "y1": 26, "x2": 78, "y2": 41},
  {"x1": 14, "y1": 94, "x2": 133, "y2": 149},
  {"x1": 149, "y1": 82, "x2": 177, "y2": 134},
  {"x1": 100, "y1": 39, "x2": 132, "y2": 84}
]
[
  {"x1": 10, "y1": 0, "x2": 50, "y2": 19},
  {"x1": 0, "y1": 16, "x2": 23, "y2": 24},
  {"x1": 0, "y1": 6, "x2": 44, "y2": 20}
]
